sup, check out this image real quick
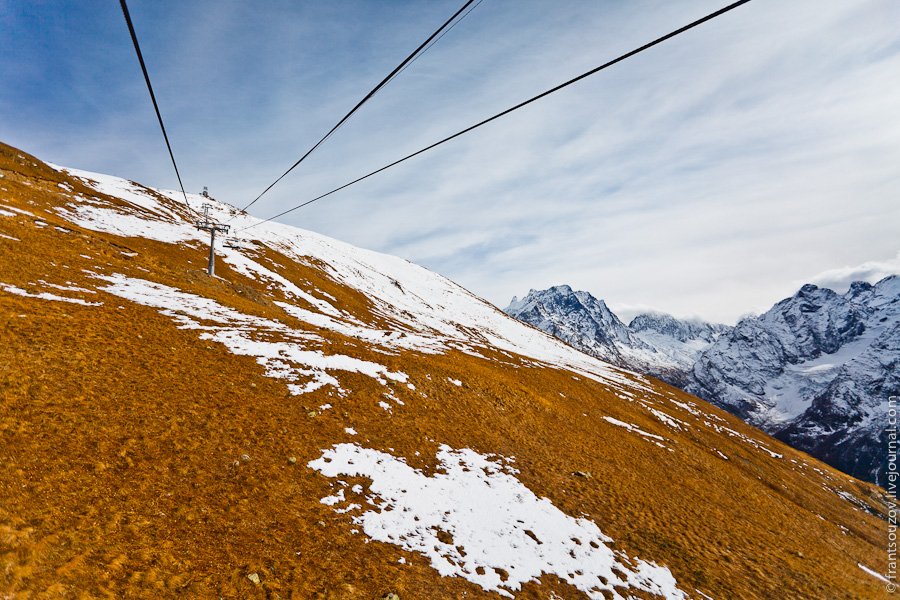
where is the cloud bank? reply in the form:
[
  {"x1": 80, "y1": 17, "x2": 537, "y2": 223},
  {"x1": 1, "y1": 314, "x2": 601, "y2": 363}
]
[{"x1": 807, "y1": 251, "x2": 900, "y2": 293}]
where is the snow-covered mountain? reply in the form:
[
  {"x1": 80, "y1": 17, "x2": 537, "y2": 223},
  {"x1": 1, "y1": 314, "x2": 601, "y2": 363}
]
[
  {"x1": 506, "y1": 281, "x2": 900, "y2": 485},
  {"x1": 689, "y1": 277, "x2": 900, "y2": 485},
  {"x1": 505, "y1": 286, "x2": 729, "y2": 387},
  {"x1": 505, "y1": 286, "x2": 651, "y2": 366},
  {"x1": 0, "y1": 141, "x2": 891, "y2": 598},
  {"x1": 629, "y1": 313, "x2": 732, "y2": 387}
]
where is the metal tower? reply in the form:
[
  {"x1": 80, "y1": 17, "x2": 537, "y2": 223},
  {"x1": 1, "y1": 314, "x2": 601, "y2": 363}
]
[{"x1": 194, "y1": 203, "x2": 230, "y2": 276}]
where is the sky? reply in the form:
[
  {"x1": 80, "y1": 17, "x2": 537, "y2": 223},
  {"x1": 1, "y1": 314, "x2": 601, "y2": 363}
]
[{"x1": 2, "y1": 0, "x2": 899, "y2": 324}]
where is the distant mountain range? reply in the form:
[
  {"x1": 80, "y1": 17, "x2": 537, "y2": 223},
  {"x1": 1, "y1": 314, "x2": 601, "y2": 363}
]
[
  {"x1": 505, "y1": 285, "x2": 731, "y2": 388},
  {"x1": 506, "y1": 277, "x2": 900, "y2": 485}
]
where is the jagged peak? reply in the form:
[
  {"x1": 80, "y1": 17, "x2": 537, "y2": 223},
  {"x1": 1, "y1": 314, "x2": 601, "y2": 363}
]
[
  {"x1": 630, "y1": 311, "x2": 727, "y2": 343},
  {"x1": 506, "y1": 284, "x2": 584, "y2": 314},
  {"x1": 875, "y1": 273, "x2": 899, "y2": 291},
  {"x1": 550, "y1": 284, "x2": 573, "y2": 294}
]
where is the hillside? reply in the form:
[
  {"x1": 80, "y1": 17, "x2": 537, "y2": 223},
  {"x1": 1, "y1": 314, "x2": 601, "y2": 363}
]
[{"x1": 0, "y1": 141, "x2": 892, "y2": 599}]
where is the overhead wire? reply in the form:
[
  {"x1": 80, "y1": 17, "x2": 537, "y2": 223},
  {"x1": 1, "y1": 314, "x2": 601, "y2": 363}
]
[
  {"x1": 118, "y1": 0, "x2": 195, "y2": 213},
  {"x1": 237, "y1": 0, "x2": 752, "y2": 232},
  {"x1": 234, "y1": 0, "x2": 478, "y2": 216},
  {"x1": 385, "y1": 0, "x2": 485, "y2": 86}
]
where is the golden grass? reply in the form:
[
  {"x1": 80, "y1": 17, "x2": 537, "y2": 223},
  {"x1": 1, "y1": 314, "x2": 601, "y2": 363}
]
[{"x1": 0, "y1": 142, "x2": 891, "y2": 599}]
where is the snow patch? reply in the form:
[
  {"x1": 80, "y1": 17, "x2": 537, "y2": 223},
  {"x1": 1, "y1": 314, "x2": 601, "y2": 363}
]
[
  {"x1": 96, "y1": 274, "x2": 407, "y2": 395},
  {"x1": 309, "y1": 444, "x2": 685, "y2": 599},
  {"x1": 56, "y1": 204, "x2": 192, "y2": 243},
  {"x1": 602, "y1": 416, "x2": 672, "y2": 451},
  {"x1": 858, "y1": 562, "x2": 889, "y2": 583},
  {"x1": 0, "y1": 203, "x2": 34, "y2": 216},
  {"x1": 48, "y1": 164, "x2": 657, "y2": 399},
  {"x1": 1, "y1": 283, "x2": 102, "y2": 306}
]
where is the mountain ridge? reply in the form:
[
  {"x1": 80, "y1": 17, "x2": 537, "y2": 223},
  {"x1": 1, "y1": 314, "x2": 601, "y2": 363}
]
[
  {"x1": 505, "y1": 277, "x2": 899, "y2": 486},
  {"x1": 504, "y1": 285, "x2": 730, "y2": 389}
]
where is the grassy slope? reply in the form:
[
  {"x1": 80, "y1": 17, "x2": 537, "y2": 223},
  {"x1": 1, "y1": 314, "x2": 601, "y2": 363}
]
[{"x1": 0, "y1": 142, "x2": 891, "y2": 599}]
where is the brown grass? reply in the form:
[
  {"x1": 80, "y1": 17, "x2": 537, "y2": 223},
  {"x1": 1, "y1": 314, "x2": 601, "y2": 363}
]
[{"x1": 0, "y1": 141, "x2": 891, "y2": 599}]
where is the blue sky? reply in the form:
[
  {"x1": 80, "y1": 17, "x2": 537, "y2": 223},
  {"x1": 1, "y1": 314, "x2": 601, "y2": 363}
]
[{"x1": 2, "y1": 0, "x2": 899, "y2": 323}]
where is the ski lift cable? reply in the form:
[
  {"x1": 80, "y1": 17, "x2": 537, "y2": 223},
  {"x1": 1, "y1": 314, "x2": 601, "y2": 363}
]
[
  {"x1": 237, "y1": 0, "x2": 753, "y2": 233},
  {"x1": 118, "y1": 0, "x2": 196, "y2": 214},
  {"x1": 385, "y1": 0, "x2": 485, "y2": 87},
  {"x1": 233, "y1": 0, "x2": 479, "y2": 217}
]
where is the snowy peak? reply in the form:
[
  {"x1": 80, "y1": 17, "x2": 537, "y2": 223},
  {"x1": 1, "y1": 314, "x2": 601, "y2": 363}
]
[
  {"x1": 859, "y1": 274, "x2": 900, "y2": 313},
  {"x1": 689, "y1": 276, "x2": 900, "y2": 483},
  {"x1": 629, "y1": 313, "x2": 728, "y2": 344},
  {"x1": 759, "y1": 282, "x2": 867, "y2": 360},
  {"x1": 506, "y1": 278, "x2": 900, "y2": 486},
  {"x1": 504, "y1": 285, "x2": 643, "y2": 363},
  {"x1": 504, "y1": 286, "x2": 726, "y2": 387}
]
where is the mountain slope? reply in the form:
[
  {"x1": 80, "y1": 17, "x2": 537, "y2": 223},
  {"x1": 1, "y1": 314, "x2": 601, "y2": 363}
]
[
  {"x1": 689, "y1": 277, "x2": 900, "y2": 485},
  {"x1": 505, "y1": 286, "x2": 651, "y2": 366},
  {"x1": 0, "y1": 142, "x2": 892, "y2": 599}
]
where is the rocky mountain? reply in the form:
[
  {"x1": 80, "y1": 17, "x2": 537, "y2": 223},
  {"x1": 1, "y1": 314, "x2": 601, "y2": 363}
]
[
  {"x1": 505, "y1": 286, "x2": 651, "y2": 366},
  {"x1": 689, "y1": 277, "x2": 900, "y2": 486},
  {"x1": 0, "y1": 141, "x2": 891, "y2": 598},
  {"x1": 629, "y1": 313, "x2": 732, "y2": 387},
  {"x1": 630, "y1": 312, "x2": 730, "y2": 344},
  {"x1": 505, "y1": 286, "x2": 729, "y2": 387},
  {"x1": 506, "y1": 279, "x2": 900, "y2": 486}
]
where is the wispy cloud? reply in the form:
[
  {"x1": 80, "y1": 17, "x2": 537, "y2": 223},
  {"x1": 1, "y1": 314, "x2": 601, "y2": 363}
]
[{"x1": 2, "y1": 0, "x2": 898, "y2": 323}]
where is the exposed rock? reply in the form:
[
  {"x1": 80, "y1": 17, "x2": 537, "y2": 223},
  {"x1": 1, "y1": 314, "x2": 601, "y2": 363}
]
[
  {"x1": 507, "y1": 277, "x2": 900, "y2": 485},
  {"x1": 689, "y1": 275, "x2": 899, "y2": 485},
  {"x1": 505, "y1": 286, "x2": 729, "y2": 388}
]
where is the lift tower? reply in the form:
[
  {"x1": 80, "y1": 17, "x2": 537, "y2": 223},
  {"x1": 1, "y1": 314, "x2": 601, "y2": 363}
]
[{"x1": 194, "y1": 203, "x2": 230, "y2": 276}]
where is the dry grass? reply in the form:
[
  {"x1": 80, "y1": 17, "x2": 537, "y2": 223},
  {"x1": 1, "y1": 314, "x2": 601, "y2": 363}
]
[{"x1": 0, "y1": 142, "x2": 891, "y2": 599}]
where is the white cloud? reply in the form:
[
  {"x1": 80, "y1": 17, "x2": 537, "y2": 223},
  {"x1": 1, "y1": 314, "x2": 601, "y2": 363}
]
[{"x1": 806, "y1": 251, "x2": 900, "y2": 293}]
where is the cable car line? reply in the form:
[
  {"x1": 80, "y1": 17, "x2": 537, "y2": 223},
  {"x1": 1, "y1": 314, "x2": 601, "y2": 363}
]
[
  {"x1": 236, "y1": 0, "x2": 752, "y2": 233},
  {"x1": 118, "y1": 0, "x2": 195, "y2": 214},
  {"x1": 385, "y1": 0, "x2": 485, "y2": 87},
  {"x1": 234, "y1": 0, "x2": 478, "y2": 216}
]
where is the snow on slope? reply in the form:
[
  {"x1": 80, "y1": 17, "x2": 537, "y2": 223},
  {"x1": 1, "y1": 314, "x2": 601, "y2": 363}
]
[
  {"x1": 29, "y1": 164, "x2": 816, "y2": 479},
  {"x1": 309, "y1": 444, "x2": 685, "y2": 600},
  {"x1": 95, "y1": 273, "x2": 408, "y2": 396},
  {"x1": 27, "y1": 164, "x2": 698, "y2": 597},
  {"x1": 49, "y1": 164, "x2": 650, "y2": 395},
  {"x1": 0, "y1": 282, "x2": 102, "y2": 306}
]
